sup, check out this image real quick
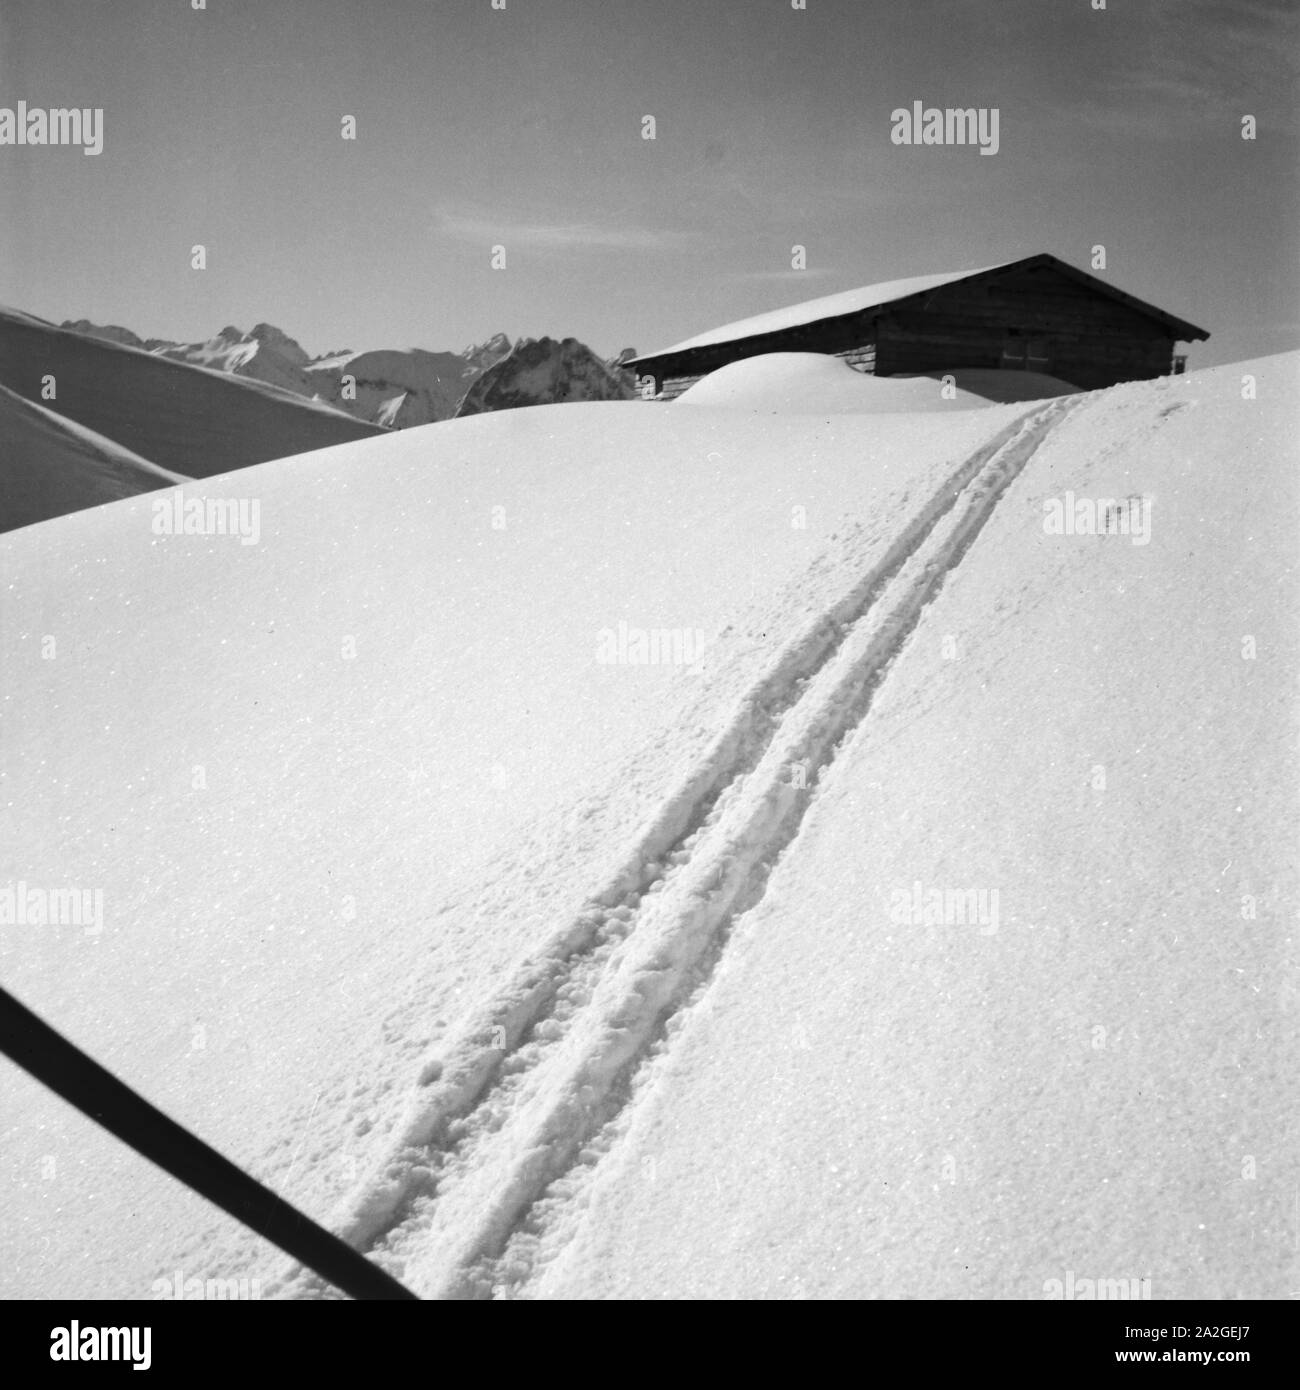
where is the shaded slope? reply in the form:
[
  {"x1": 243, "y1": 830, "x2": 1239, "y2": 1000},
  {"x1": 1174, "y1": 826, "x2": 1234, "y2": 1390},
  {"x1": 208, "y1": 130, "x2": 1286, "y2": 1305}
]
[
  {"x1": 0, "y1": 382, "x2": 185, "y2": 534},
  {"x1": 0, "y1": 307, "x2": 384, "y2": 478}
]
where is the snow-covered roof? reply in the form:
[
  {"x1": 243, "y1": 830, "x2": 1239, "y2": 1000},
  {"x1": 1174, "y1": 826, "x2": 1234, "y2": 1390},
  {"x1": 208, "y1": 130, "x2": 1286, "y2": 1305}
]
[
  {"x1": 631, "y1": 254, "x2": 1209, "y2": 364},
  {"x1": 648, "y1": 263, "x2": 1001, "y2": 357}
]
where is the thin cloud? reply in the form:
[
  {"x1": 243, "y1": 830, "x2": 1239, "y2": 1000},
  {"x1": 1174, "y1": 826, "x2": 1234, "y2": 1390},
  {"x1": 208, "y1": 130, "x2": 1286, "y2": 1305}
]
[
  {"x1": 728, "y1": 268, "x2": 839, "y2": 284},
  {"x1": 1067, "y1": 0, "x2": 1297, "y2": 136},
  {"x1": 434, "y1": 204, "x2": 695, "y2": 254}
]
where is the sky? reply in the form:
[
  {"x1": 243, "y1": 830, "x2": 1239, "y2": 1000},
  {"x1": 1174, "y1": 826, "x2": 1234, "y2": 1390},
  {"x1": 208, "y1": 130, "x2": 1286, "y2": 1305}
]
[{"x1": 0, "y1": 0, "x2": 1296, "y2": 369}]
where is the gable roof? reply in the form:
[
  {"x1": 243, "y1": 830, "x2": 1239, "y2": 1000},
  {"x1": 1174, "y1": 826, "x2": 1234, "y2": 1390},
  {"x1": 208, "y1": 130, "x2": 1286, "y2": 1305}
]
[{"x1": 630, "y1": 254, "x2": 1209, "y2": 367}]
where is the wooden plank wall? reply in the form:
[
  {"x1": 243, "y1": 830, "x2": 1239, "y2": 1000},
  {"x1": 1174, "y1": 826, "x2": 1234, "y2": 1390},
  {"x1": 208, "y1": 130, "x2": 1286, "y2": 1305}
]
[{"x1": 876, "y1": 266, "x2": 1176, "y2": 388}]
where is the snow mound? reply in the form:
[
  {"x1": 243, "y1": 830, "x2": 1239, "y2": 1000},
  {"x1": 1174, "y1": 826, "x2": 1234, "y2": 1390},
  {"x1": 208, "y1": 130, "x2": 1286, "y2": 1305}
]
[
  {"x1": 0, "y1": 383, "x2": 186, "y2": 534},
  {"x1": 677, "y1": 352, "x2": 1078, "y2": 413}
]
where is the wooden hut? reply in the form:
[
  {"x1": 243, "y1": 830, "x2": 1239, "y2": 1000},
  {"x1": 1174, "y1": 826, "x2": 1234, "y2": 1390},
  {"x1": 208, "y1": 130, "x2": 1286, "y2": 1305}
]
[{"x1": 627, "y1": 253, "x2": 1209, "y2": 399}]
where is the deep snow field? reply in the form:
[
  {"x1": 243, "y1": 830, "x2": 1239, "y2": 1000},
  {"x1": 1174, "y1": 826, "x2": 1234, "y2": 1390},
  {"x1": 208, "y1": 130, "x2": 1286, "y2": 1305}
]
[{"x1": 1, "y1": 351, "x2": 1295, "y2": 1299}]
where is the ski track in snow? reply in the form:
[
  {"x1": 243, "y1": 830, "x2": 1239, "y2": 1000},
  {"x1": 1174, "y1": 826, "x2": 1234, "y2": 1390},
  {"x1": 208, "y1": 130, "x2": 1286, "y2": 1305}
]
[{"x1": 268, "y1": 395, "x2": 1081, "y2": 1300}]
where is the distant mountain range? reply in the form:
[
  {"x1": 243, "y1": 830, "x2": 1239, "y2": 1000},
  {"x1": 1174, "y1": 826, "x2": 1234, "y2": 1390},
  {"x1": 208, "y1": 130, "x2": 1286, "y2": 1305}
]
[{"x1": 58, "y1": 319, "x2": 637, "y2": 427}]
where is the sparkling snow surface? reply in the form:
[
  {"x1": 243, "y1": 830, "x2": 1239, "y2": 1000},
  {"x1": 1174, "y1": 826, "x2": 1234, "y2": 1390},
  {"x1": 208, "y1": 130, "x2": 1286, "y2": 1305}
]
[{"x1": 1, "y1": 355, "x2": 1295, "y2": 1300}]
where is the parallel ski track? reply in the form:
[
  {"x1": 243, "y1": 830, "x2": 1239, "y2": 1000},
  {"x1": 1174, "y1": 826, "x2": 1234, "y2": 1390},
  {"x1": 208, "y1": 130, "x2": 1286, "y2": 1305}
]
[{"x1": 273, "y1": 395, "x2": 1080, "y2": 1300}]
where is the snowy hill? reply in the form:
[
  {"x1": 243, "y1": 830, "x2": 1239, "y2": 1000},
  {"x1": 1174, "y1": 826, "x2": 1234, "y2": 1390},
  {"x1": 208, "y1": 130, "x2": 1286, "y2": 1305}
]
[
  {"x1": 58, "y1": 319, "x2": 176, "y2": 353},
  {"x1": 1, "y1": 352, "x2": 1294, "y2": 1300}
]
